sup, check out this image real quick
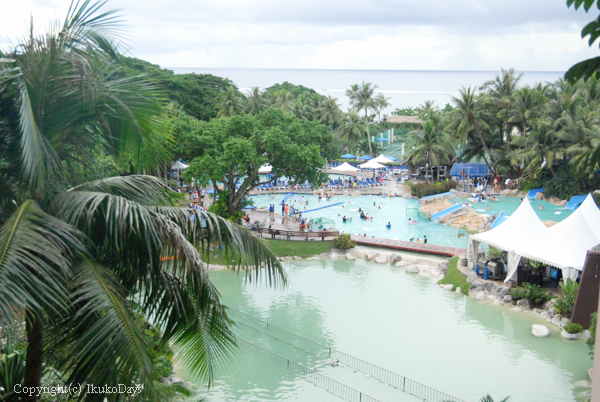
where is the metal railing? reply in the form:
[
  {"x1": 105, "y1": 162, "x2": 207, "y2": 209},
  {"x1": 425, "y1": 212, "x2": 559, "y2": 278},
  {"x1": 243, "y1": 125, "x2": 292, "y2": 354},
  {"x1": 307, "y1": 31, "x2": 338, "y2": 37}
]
[
  {"x1": 229, "y1": 308, "x2": 466, "y2": 402},
  {"x1": 235, "y1": 336, "x2": 382, "y2": 402}
]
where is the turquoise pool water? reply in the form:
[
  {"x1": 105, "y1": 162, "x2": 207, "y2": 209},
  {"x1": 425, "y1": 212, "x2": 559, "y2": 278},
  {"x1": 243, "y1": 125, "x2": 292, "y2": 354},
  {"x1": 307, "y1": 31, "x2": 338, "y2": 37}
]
[
  {"x1": 179, "y1": 259, "x2": 591, "y2": 401},
  {"x1": 247, "y1": 194, "x2": 572, "y2": 248}
]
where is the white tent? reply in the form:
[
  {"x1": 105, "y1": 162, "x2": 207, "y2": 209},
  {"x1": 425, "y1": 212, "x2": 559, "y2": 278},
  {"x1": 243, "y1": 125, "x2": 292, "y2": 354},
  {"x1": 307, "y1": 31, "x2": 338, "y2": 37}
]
[
  {"x1": 516, "y1": 211, "x2": 600, "y2": 281},
  {"x1": 372, "y1": 154, "x2": 394, "y2": 164},
  {"x1": 358, "y1": 160, "x2": 386, "y2": 169},
  {"x1": 549, "y1": 194, "x2": 600, "y2": 237},
  {"x1": 331, "y1": 162, "x2": 360, "y2": 172},
  {"x1": 258, "y1": 164, "x2": 272, "y2": 174},
  {"x1": 469, "y1": 198, "x2": 550, "y2": 282},
  {"x1": 171, "y1": 161, "x2": 189, "y2": 170}
]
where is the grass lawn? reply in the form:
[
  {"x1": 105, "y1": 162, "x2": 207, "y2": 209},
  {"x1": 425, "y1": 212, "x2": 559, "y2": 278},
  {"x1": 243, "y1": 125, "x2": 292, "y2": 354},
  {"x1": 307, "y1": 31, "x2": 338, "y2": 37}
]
[
  {"x1": 439, "y1": 256, "x2": 470, "y2": 295},
  {"x1": 205, "y1": 239, "x2": 332, "y2": 266}
]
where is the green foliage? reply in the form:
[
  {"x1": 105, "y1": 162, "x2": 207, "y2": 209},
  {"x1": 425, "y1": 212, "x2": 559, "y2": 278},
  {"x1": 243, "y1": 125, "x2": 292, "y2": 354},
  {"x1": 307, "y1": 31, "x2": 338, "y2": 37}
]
[
  {"x1": 181, "y1": 108, "x2": 337, "y2": 217},
  {"x1": 486, "y1": 247, "x2": 504, "y2": 261},
  {"x1": 392, "y1": 106, "x2": 419, "y2": 116},
  {"x1": 554, "y1": 279, "x2": 579, "y2": 317},
  {"x1": 439, "y1": 256, "x2": 470, "y2": 295},
  {"x1": 519, "y1": 163, "x2": 600, "y2": 200},
  {"x1": 408, "y1": 180, "x2": 457, "y2": 198},
  {"x1": 565, "y1": 322, "x2": 584, "y2": 334},
  {"x1": 480, "y1": 395, "x2": 510, "y2": 402},
  {"x1": 0, "y1": 335, "x2": 26, "y2": 402},
  {"x1": 508, "y1": 283, "x2": 553, "y2": 306},
  {"x1": 587, "y1": 312, "x2": 597, "y2": 352},
  {"x1": 264, "y1": 81, "x2": 318, "y2": 98},
  {"x1": 333, "y1": 233, "x2": 356, "y2": 250},
  {"x1": 566, "y1": 0, "x2": 600, "y2": 81},
  {"x1": 120, "y1": 56, "x2": 232, "y2": 121},
  {"x1": 208, "y1": 190, "x2": 246, "y2": 222}
]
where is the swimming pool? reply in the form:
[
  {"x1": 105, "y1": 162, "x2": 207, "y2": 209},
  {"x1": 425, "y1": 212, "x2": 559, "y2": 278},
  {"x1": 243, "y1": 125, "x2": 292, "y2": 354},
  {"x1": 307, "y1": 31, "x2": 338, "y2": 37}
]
[
  {"x1": 178, "y1": 259, "x2": 590, "y2": 401},
  {"x1": 247, "y1": 194, "x2": 572, "y2": 248}
]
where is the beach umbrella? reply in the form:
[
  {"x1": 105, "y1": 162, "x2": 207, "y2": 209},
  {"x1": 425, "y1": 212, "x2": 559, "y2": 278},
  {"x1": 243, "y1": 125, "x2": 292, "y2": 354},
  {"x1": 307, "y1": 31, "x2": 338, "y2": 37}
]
[
  {"x1": 341, "y1": 153, "x2": 356, "y2": 159},
  {"x1": 171, "y1": 161, "x2": 189, "y2": 170},
  {"x1": 258, "y1": 163, "x2": 272, "y2": 174},
  {"x1": 358, "y1": 160, "x2": 386, "y2": 169},
  {"x1": 375, "y1": 137, "x2": 389, "y2": 142},
  {"x1": 331, "y1": 162, "x2": 360, "y2": 172},
  {"x1": 359, "y1": 155, "x2": 373, "y2": 160},
  {"x1": 372, "y1": 154, "x2": 394, "y2": 163}
]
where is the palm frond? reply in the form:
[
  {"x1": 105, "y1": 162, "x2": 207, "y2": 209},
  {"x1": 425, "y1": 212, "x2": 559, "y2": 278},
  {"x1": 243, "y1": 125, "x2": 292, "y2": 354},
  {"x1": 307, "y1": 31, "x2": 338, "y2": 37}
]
[{"x1": 0, "y1": 200, "x2": 84, "y2": 323}]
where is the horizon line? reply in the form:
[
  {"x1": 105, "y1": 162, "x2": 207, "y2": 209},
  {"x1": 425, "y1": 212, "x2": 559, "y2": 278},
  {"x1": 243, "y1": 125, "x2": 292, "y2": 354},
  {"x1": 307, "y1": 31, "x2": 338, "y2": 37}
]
[{"x1": 167, "y1": 67, "x2": 566, "y2": 74}]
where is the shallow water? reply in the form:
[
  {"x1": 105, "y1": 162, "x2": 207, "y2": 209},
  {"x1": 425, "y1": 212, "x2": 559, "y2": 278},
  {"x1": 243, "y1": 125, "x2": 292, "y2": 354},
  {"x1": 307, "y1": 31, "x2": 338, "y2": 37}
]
[
  {"x1": 179, "y1": 259, "x2": 590, "y2": 402},
  {"x1": 247, "y1": 194, "x2": 571, "y2": 248}
]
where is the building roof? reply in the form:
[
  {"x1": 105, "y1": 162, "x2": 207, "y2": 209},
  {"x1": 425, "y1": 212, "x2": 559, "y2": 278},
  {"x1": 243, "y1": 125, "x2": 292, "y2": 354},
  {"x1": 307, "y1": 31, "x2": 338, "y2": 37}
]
[{"x1": 387, "y1": 116, "x2": 423, "y2": 124}]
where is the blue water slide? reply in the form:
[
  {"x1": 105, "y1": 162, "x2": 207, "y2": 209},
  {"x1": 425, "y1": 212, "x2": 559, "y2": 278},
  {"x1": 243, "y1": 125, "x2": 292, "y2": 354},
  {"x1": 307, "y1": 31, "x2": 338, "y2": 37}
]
[
  {"x1": 420, "y1": 191, "x2": 453, "y2": 201},
  {"x1": 565, "y1": 195, "x2": 587, "y2": 210},
  {"x1": 432, "y1": 204, "x2": 465, "y2": 223},
  {"x1": 280, "y1": 193, "x2": 295, "y2": 205},
  {"x1": 291, "y1": 202, "x2": 344, "y2": 215},
  {"x1": 490, "y1": 211, "x2": 507, "y2": 229},
  {"x1": 527, "y1": 188, "x2": 543, "y2": 199}
]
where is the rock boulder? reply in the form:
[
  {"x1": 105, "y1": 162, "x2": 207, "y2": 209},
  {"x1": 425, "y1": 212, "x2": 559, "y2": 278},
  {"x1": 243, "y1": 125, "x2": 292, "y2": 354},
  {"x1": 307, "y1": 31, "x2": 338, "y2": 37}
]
[
  {"x1": 516, "y1": 298, "x2": 533, "y2": 310},
  {"x1": 502, "y1": 295, "x2": 513, "y2": 304},
  {"x1": 374, "y1": 256, "x2": 388, "y2": 264},
  {"x1": 406, "y1": 265, "x2": 419, "y2": 273},
  {"x1": 532, "y1": 325, "x2": 550, "y2": 337},
  {"x1": 476, "y1": 291, "x2": 487, "y2": 300},
  {"x1": 346, "y1": 254, "x2": 357, "y2": 260},
  {"x1": 389, "y1": 253, "x2": 402, "y2": 264},
  {"x1": 466, "y1": 272, "x2": 479, "y2": 284},
  {"x1": 395, "y1": 261, "x2": 410, "y2": 267},
  {"x1": 366, "y1": 252, "x2": 380, "y2": 261},
  {"x1": 442, "y1": 284, "x2": 454, "y2": 290}
]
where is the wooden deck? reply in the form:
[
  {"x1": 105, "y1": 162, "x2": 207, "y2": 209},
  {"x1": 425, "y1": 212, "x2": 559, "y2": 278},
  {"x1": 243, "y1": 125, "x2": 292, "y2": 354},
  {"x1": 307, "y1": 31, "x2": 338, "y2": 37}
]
[{"x1": 351, "y1": 235, "x2": 465, "y2": 257}]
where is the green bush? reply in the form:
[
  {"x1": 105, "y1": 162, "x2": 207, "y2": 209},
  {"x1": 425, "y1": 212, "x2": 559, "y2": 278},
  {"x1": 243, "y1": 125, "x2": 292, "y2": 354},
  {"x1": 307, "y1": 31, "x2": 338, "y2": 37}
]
[
  {"x1": 486, "y1": 247, "x2": 504, "y2": 261},
  {"x1": 587, "y1": 313, "x2": 597, "y2": 353},
  {"x1": 508, "y1": 282, "x2": 553, "y2": 306},
  {"x1": 565, "y1": 322, "x2": 584, "y2": 334},
  {"x1": 409, "y1": 180, "x2": 457, "y2": 198},
  {"x1": 333, "y1": 233, "x2": 356, "y2": 250},
  {"x1": 520, "y1": 163, "x2": 600, "y2": 200},
  {"x1": 554, "y1": 279, "x2": 579, "y2": 317}
]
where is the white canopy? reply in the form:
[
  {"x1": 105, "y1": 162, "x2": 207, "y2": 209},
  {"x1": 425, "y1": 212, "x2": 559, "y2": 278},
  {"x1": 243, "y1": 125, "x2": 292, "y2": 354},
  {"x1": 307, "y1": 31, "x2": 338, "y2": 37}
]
[
  {"x1": 372, "y1": 154, "x2": 394, "y2": 164},
  {"x1": 549, "y1": 194, "x2": 600, "y2": 237},
  {"x1": 471, "y1": 198, "x2": 550, "y2": 252},
  {"x1": 469, "y1": 198, "x2": 550, "y2": 282},
  {"x1": 331, "y1": 162, "x2": 360, "y2": 172},
  {"x1": 171, "y1": 161, "x2": 189, "y2": 170},
  {"x1": 516, "y1": 210, "x2": 600, "y2": 271},
  {"x1": 258, "y1": 164, "x2": 272, "y2": 174},
  {"x1": 358, "y1": 160, "x2": 386, "y2": 169}
]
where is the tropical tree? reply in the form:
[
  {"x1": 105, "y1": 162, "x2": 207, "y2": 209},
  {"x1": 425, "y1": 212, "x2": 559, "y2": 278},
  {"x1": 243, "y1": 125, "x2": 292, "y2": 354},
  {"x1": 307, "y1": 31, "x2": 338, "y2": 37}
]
[
  {"x1": 290, "y1": 95, "x2": 313, "y2": 121},
  {"x1": 272, "y1": 89, "x2": 294, "y2": 113},
  {"x1": 449, "y1": 87, "x2": 496, "y2": 172},
  {"x1": 338, "y1": 111, "x2": 366, "y2": 149},
  {"x1": 216, "y1": 86, "x2": 244, "y2": 117},
  {"x1": 317, "y1": 96, "x2": 343, "y2": 128},
  {"x1": 353, "y1": 82, "x2": 377, "y2": 155},
  {"x1": 373, "y1": 93, "x2": 391, "y2": 123},
  {"x1": 0, "y1": 3, "x2": 283, "y2": 401},
  {"x1": 409, "y1": 111, "x2": 454, "y2": 181},
  {"x1": 245, "y1": 86, "x2": 265, "y2": 115}
]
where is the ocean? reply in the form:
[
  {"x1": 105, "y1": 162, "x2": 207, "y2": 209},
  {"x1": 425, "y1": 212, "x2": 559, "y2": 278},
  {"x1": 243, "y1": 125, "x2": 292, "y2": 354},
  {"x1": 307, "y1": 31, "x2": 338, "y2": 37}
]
[{"x1": 171, "y1": 68, "x2": 565, "y2": 111}]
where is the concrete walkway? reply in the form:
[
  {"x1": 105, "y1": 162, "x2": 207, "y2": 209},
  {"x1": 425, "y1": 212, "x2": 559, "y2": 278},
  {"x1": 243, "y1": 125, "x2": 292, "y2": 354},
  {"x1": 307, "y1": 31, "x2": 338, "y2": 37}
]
[{"x1": 351, "y1": 235, "x2": 466, "y2": 257}]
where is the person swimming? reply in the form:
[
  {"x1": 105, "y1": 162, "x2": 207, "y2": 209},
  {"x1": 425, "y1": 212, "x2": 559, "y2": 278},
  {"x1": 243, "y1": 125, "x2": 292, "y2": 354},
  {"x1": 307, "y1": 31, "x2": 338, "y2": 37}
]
[{"x1": 386, "y1": 222, "x2": 391, "y2": 229}]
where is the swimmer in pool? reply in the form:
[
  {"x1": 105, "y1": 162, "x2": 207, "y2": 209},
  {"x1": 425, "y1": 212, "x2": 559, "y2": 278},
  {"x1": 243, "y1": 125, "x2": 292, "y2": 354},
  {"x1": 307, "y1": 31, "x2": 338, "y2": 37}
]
[{"x1": 386, "y1": 222, "x2": 391, "y2": 229}]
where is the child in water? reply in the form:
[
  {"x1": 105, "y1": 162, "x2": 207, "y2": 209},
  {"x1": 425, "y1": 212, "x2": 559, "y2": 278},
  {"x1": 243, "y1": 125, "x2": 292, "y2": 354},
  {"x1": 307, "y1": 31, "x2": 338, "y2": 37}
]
[{"x1": 386, "y1": 222, "x2": 391, "y2": 229}]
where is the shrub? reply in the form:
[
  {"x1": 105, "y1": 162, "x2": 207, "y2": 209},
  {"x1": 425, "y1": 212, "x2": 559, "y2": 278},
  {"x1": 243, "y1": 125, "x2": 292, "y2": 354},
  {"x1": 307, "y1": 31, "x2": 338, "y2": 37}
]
[
  {"x1": 408, "y1": 180, "x2": 457, "y2": 198},
  {"x1": 508, "y1": 283, "x2": 553, "y2": 306},
  {"x1": 554, "y1": 279, "x2": 579, "y2": 317},
  {"x1": 486, "y1": 247, "x2": 504, "y2": 261},
  {"x1": 587, "y1": 313, "x2": 597, "y2": 353},
  {"x1": 333, "y1": 233, "x2": 355, "y2": 250},
  {"x1": 565, "y1": 322, "x2": 584, "y2": 334}
]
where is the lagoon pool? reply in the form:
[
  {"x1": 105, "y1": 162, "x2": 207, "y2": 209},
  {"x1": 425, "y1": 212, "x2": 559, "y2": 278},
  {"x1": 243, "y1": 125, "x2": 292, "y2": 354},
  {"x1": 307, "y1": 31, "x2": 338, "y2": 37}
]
[
  {"x1": 179, "y1": 258, "x2": 590, "y2": 401},
  {"x1": 247, "y1": 194, "x2": 572, "y2": 248},
  {"x1": 456, "y1": 196, "x2": 573, "y2": 222}
]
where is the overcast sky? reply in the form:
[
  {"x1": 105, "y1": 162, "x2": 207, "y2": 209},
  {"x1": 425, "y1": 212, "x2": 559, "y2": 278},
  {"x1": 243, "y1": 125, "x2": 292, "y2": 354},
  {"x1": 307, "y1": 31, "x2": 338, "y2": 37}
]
[{"x1": 2, "y1": 0, "x2": 599, "y2": 71}]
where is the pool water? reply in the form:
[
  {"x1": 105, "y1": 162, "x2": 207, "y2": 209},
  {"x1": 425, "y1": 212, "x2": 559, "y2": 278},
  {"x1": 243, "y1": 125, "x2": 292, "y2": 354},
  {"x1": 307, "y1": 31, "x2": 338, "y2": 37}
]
[
  {"x1": 247, "y1": 194, "x2": 572, "y2": 248},
  {"x1": 179, "y1": 259, "x2": 591, "y2": 401}
]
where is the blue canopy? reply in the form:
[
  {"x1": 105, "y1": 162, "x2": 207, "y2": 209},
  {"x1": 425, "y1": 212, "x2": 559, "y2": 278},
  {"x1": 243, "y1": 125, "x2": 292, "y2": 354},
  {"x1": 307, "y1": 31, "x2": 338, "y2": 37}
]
[
  {"x1": 204, "y1": 188, "x2": 215, "y2": 194},
  {"x1": 384, "y1": 155, "x2": 397, "y2": 161},
  {"x1": 359, "y1": 155, "x2": 373, "y2": 160},
  {"x1": 341, "y1": 153, "x2": 356, "y2": 159},
  {"x1": 376, "y1": 137, "x2": 389, "y2": 141},
  {"x1": 450, "y1": 163, "x2": 488, "y2": 178}
]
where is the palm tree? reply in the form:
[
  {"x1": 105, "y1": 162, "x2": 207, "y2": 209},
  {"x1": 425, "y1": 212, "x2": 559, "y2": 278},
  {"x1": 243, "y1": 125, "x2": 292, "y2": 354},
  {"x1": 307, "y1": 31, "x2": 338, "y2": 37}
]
[
  {"x1": 338, "y1": 111, "x2": 366, "y2": 148},
  {"x1": 409, "y1": 112, "x2": 454, "y2": 181},
  {"x1": 354, "y1": 82, "x2": 377, "y2": 155},
  {"x1": 216, "y1": 86, "x2": 244, "y2": 117},
  {"x1": 450, "y1": 87, "x2": 496, "y2": 172},
  {"x1": 245, "y1": 86, "x2": 265, "y2": 115},
  {"x1": 272, "y1": 89, "x2": 294, "y2": 113},
  {"x1": 373, "y1": 93, "x2": 391, "y2": 123},
  {"x1": 290, "y1": 95, "x2": 313, "y2": 121},
  {"x1": 479, "y1": 394, "x2": 510, "y2": 402},
  {"x1": 317, "y1": 96, "x2": 343, "y2": 128},
  {"x1": 0, "y1": 3, "x2": 283, "y2": 401},
  {"x1": 345, "y1": 84, "x2": 359, "y2": 111}
]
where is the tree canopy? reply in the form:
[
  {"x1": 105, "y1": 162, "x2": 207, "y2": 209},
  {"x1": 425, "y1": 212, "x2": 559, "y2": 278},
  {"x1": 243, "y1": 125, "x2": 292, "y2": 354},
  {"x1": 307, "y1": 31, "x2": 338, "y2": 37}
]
[{"x1": 177, "y1": 108, "x2": 337, "y2": 218}]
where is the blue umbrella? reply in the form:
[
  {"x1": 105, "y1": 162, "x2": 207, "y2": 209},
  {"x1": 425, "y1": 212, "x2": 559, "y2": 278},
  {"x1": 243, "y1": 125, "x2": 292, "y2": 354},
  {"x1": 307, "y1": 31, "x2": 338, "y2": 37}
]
[
  {"x1": 376, "y1": 137, "x2": 389, "y2": 141},
  {"x1": 341, "y1": 153, "x2": 356, "y2": 159},
  {"x1": 359, "y1": 155, "x2": 373, "y2": 160},
  {"x1": 384, "y1": 155, "x2": 397, "y2": 161}
]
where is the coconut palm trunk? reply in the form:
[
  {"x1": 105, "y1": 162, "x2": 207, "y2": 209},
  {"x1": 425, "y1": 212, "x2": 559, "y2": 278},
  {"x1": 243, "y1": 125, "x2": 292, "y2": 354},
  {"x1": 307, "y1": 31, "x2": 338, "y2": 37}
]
[
  {"x1": 23, "y1": 313, "x2": 43, "y2": 402},
  {"x1": 365, "y1": 108, "x2": 373, "y2": 155}
]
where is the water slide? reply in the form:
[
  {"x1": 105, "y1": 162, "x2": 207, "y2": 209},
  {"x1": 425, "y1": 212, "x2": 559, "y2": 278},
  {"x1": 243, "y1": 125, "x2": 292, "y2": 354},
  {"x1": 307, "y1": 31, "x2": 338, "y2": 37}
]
[
  {"x1": 490, "y1": 211, "x2": 508, "y2": 229},
  {"x1": 527, "y1": 188, "x2": 543, "y2": 199},
  {"x1": 432, "y1": 204, "x2": 465, "y2": 223},
  {"x1": 565, "y1": 195, "x2": 587, "y2": 210},
  {"x1": 280, "y1": 193, "x2": 294, "y2": 205},
  {"x1": 290, "y1": 202, "x2": 344, "y2": 215},
  {"x1": 420, "y1": 191, "x2": 453, "y2": 200}
]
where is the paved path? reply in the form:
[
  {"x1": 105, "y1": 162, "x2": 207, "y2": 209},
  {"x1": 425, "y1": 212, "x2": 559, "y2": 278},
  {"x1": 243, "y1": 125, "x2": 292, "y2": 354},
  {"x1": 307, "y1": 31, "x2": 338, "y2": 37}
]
[{"x1": 351, "y1": 235, "x2": 466, "y2": 257}]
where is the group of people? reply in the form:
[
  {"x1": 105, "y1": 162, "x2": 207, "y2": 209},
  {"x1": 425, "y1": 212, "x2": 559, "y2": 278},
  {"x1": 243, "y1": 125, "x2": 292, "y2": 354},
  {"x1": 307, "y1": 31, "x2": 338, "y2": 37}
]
[{"x1": 409, "y1": 235, "x2": 427, "y2": 243}]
